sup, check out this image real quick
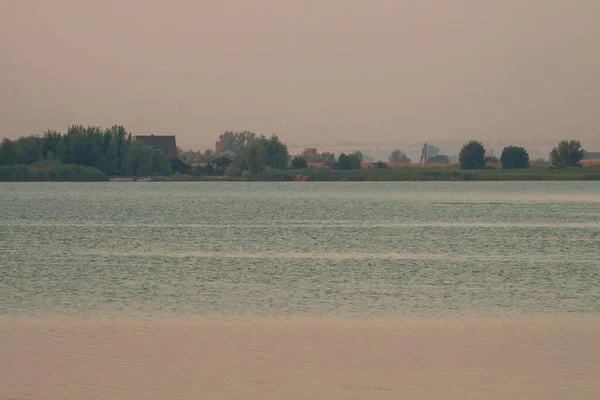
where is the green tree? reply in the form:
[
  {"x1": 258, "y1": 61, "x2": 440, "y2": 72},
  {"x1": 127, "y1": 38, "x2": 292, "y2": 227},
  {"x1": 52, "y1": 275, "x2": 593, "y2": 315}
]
[
  {"x1": 4, "y1": 125, "x2": 178, "y2": 177},
  {"x1": 500, "y1": 146, "x2": 530, "y2": 169},
  {"x1": 265, "y1": 135, "x2": 289, "y2": 169},
  {"x1": 0, "y1": 139, "x2": 17, "y2": 165},
  {"x1": 315, "y1": 151, "x2": 335, "y2": 163},
  {"x1": 152, "y1": 149, "x2": 172, "y2": 175},
  {"x1": 389, "y1": 149, "x2": 411, "y2": 163},
  {"x1": 549, "y1": 140, "x2": 584, "y2": 168},
  {"x1": 234, "y1": 135, "x2": 289, "y2": 173},
  {"x1": 459, "y1": 141, "x2": 487, "y2": 169},
  {"x1": 215, "y1": 131, "x2": 256, "y2": 154},
  {"x1": 338, "y1": 151, "x2": 363, "y2": 169},
  {"x1": 337, "y1": 153, "x2": 349, "y2": 169},
  {"x1": 291, "y1": 155, "x2": 308, "y2": 169},
  {"x1": 225, "y1": 164, "x2": 242, "y2": 177},
  {"x1": 300, "y1": 148, "x2": 318, "y2": 164},
  {"x1": 14, "y1": 136, "x2": 42, "y2": 164}
]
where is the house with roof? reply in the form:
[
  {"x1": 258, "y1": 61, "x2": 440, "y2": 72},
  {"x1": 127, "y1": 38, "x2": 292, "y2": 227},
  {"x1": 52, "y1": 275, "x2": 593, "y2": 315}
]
[
  {"x1": 133, "y1": 135, "x2": 178, "y2": 159},
  {"x1": 133, "y1": 134, "x2": 190, "y2": 172}
]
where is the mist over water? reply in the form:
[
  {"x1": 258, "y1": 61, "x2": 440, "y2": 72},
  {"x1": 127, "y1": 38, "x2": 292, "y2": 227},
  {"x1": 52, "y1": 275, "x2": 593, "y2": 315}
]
[{"x1": 1, "y1": 182, "x2": 599, "y2": 318}]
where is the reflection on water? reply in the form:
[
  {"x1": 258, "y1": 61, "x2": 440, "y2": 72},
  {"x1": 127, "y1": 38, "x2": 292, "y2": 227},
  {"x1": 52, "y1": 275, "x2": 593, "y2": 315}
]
[{"x1": 1, "y1": 182, "x2": 599, "y2": 317}]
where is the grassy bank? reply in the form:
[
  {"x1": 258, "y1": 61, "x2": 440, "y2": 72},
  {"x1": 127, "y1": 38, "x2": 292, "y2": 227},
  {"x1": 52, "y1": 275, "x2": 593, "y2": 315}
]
[
  {"x1": 0, "y1": 163, "x2": 109, "y2": 182},
  {"x1": 250, "y1": 166, "x2": 600, "y2": 181},
  {"x1": 3, "y1": 164, "x2": 599, "y2": 182}
]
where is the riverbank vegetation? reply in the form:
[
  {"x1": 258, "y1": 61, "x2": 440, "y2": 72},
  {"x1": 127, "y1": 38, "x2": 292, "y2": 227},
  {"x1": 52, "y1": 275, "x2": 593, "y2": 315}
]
[
  {"x1": 2, "y1": 126, "x2": 599, "y2": 181},
  {"x1": 247, "y1": 166, "x2": 600, "y2": 182},
  {"x1": 0, "y1": 125, "x2": 171, "y2": 181},
  {"x1": 0, "y1": 162, "x2": 109, "y2": 182}
]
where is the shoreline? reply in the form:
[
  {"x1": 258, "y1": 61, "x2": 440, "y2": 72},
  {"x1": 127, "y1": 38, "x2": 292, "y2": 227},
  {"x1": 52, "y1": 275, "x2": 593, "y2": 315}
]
[{"x1": 3, "y1": 164, "x2": 600, "y2": 182}]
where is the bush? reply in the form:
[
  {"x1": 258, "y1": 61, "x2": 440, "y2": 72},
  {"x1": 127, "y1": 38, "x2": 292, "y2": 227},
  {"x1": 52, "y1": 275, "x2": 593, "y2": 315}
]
[
  {"x1": 241, "y1": 170, "x2": 253, "y2": 180},
  {"x1": 225, "y1": 164, "x2": 242, "y2": 177},
  {"x1": 459, "y1": 141, "x2": 487, "y2": 169},
  {"x1": 337, "y1": 151, "x2": 363, "y2": 169},
  {"x1": 372, "y1": 161, "x2": 389, "y2": 168},
  {"x1": 550, "y1": 140, "x2": 584, "y2": 168},
  {"x1": 500, "y1": 146, "x2": 530, "y2": 169},
  {"x1": 389, "y1": 149, "x2": 411, "y2": 163},
  {"x1": 290, "y1": 156, "x2": 308, "y2": 169},
  {"x1": 0, "y1": 163, "x2": 108, "y2": 182},
  {"x1": 234, "y1": 135, "x2": 289, "y2": 173}
]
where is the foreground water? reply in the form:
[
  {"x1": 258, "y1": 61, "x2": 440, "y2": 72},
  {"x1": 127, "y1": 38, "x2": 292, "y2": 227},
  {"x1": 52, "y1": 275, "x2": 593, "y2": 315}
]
[{"x1": 1, "y1": 181, "x2": 599, "y2": 317}]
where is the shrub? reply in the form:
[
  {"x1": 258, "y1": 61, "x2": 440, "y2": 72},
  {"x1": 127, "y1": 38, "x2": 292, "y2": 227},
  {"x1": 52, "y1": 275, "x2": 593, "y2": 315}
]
[
  {"x1": 500, "y1": 146, "x2": 530, "y2": 169},
  {"x1": 225, "y1": 164, "x2": 242, "y2": 177},
  {"x1": 290, "y1": 156, "x2": 308, "y2": 169},
  {"x1": 241, "y1": 170, "x2": 253, "y2": 180},
  {"x1": 550, "y1": 140, "x2": 584, "y2": 168},
  {"x1": 459, "y1": 141, "x2": 487, "y2": 169}
]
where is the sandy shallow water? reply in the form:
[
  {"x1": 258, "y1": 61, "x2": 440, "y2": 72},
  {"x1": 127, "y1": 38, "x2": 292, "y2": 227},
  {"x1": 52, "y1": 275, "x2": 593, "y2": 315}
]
[{"x1": 1, "y1": 316, "x2": 599, "y2": 400}]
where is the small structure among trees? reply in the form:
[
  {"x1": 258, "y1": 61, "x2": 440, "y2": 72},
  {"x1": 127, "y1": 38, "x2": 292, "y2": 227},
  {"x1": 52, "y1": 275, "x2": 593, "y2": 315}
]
[
  {"x1": 427, "y1": 154, "x2": 450, "y2": 164},
  {"x1": 133, "y1": 135, "x2": 178, "y2": 159},
  {"x1": 206, "y1": 157, "x2": 233, "y2": 169},
  {"x1": 371, "y1": 161, "x2": 389, "y2": 168},
  {"x1": 133, "y1": 134, "x2": 191, "y2": 173}
]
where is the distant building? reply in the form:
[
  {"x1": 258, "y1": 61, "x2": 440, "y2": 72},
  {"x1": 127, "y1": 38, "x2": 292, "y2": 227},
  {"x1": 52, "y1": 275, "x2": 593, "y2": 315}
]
[
  {"x1": 133, "y1": 135, "x2": 178, "y2": 159},
  {"x1": 207, "y1": 157, "x2": 233, "y2": 169},
  {"x1": 133, "y1": 134, "x2": 191, "y2": 173}
]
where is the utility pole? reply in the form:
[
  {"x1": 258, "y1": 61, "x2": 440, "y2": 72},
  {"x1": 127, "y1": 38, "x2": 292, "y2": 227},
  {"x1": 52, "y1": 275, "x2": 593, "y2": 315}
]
[{"x1": 419, "y1": 142, "x2": 427, "y2": 168}]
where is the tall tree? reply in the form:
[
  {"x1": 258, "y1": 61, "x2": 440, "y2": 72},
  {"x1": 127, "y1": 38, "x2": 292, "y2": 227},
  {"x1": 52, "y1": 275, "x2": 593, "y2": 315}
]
[
  {"x1": 300, "y1": 147, "x2": 318, "y2": 164},
  {"x1": 459, "y1": 141, "x2": 487, "y2": 169},
  {"x1": 2, "y1": 125, "x2": 170, "y2": 176},
  {"x1": 338, "y1": 150, "x2": 363, "y2": 169},
  {"x1": 0, "y1": 139, "x2": 17, "y2": 165},
  {"x1": 234, "y1": 135, "x2": 289, "y2": 173},
  {"x1": 549, "y1": 140, "x2": 584, "y2": 168},
  {"x1": 215, "y1": 131, "x2": 256, "y2": 154},
  {"x1": 291, "y1": 155, "x2": 308, "y2": 169},
  {"x1": 389, "y1": 149, "x2": 411, "y2": 163},
  {"x1": 316, "y1": 151, "x2": 335, "y2": 163},
  {"x1": 500, "y1": 146, "x2": 530, "y2": 169}
]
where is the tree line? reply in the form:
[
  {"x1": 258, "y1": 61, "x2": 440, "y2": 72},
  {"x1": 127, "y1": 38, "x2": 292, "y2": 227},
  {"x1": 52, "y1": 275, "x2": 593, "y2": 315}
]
[
  {"x1": 0, "y1": 125, "x2": 171, "y2": 178},
  {"x1": 1, "y1": 125, "x2": 591, "y2": 181},
  {"x1": 457, "y1": 140, "x2": 585, "y2": 169},
  {"x1": 198, "y1": 131, "x2": 589, "y2": 174}
]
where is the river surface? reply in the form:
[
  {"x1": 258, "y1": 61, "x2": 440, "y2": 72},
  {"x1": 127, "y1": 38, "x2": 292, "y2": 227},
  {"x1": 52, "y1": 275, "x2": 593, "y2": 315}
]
[{"x1": 1, "y1": 181, "x2": 599, "y2": 318}]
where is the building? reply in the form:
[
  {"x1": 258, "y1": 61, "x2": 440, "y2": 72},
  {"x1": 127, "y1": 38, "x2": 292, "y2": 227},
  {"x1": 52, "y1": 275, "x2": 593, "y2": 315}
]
[
  {"x1": 207, "y1": 157, "x2": 233, "y2": 169},
  {"x1": 133, "y1": 135, "x2": 178, "y2": 159},
  {"x1": 133, "y1": 134, "x2": 191, "y2": 173}
]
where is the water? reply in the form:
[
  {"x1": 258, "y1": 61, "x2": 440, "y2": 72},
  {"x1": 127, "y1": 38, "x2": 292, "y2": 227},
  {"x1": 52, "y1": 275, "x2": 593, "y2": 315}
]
[{"x1": 1, "y1": 182, "x2": 599, "y2": 318}]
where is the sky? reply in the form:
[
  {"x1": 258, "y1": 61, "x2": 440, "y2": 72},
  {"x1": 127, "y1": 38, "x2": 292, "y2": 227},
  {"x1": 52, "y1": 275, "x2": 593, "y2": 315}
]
[{"x1": 1, "y1": 0, "x2": 599, "y2": 151}]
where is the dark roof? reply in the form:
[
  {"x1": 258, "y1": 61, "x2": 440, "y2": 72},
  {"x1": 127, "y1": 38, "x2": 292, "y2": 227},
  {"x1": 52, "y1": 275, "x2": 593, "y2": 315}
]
[
  {"x1": 210, "y1": 157, "x2": 233, "y2": 164},
  {"x1": 133, "y1": 135, "x2": 177, "y2": 149}
]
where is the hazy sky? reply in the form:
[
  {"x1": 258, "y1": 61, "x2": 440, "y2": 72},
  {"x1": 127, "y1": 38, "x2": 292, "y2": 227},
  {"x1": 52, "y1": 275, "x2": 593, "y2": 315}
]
[{"x1": 1, "y1": 0, "x2": 599, "y2": 149}]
